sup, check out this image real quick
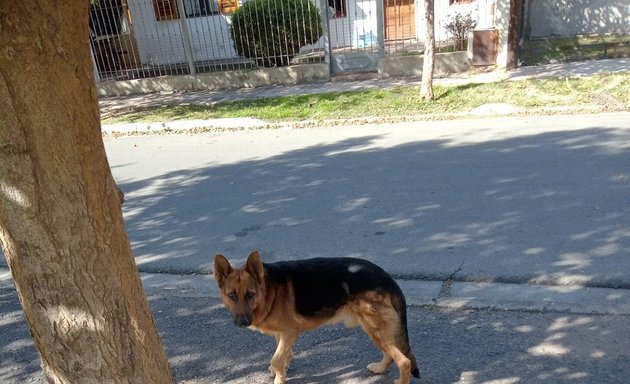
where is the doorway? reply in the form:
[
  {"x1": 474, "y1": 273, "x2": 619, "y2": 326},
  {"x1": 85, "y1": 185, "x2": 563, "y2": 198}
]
[{"x1": 384, "y1": 0, "x2": 416, "y2": 40}]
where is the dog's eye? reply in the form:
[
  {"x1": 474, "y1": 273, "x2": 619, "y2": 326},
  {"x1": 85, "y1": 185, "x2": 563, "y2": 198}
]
[
  {"x1": 245, "y1": 291, "x2": 255, "y2": 300},
  {"x1": 228, "y1": 292, "x2": 238, "y2": 301}
]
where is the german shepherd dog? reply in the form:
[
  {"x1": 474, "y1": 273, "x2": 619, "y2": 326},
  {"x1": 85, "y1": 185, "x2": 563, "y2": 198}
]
[{"x1": 214, "y1": 251, "x2": 420, "y2": 384}]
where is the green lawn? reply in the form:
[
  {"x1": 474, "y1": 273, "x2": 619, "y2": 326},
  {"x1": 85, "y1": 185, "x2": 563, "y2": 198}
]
[{"x1": 102, "y1": 73, "x2": 629, "y2": 125}]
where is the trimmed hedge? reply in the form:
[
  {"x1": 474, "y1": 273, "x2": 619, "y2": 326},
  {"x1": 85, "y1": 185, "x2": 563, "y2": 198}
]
[{"x1": 231, "y1": 0, "x2": 323, "y2": 67}]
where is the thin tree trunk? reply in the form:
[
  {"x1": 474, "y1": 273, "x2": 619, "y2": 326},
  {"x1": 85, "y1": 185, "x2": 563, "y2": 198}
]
[
  {"x1": 421, "y1": 0, "x2": 435, "y2": 100},
  {"x1": 507, "y1": 0, "x2": 523, "y2": 69},
  {"x1": 0, "y1": 2, "x2": 173, "y2": 383}
]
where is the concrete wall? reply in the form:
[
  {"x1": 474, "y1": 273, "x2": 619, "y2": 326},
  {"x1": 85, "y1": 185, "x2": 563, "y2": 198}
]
[
  {"x1": 96, "y1": 51, "x2": 471, "y2": 96},
  {"x1": 97, "y1": 63, "x2": 331, "y2": 96},
  {"x1": 494, "y1": 0, "x2": 510, "y2": 68},
  {"x1": 524, "y1": 0, "x2": 630, "y2": 38},
  {"x1": 378, "y1": 51, "x2": 471, "y2": 78}
]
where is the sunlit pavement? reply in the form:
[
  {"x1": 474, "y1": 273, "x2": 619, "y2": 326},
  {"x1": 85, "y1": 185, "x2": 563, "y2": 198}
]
[{"x1": 3, "y1": 67, "x2": 630, "y2": 381}]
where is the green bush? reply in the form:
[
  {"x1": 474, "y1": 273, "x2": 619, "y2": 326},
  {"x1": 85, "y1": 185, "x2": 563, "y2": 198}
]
[{"x1": 231, "y1": 0, "x2": 323, "y2": 67}]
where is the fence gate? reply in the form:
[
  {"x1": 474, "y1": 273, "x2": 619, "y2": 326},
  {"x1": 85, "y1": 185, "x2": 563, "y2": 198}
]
[{"x1": 322, "y1": 0, "x2": 385, "y2": 74}]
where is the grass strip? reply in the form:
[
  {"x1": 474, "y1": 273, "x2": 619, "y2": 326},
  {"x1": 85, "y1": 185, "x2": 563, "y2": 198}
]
[{"x1": 102, "y1": 73, "x2": 629, "y2": 125}]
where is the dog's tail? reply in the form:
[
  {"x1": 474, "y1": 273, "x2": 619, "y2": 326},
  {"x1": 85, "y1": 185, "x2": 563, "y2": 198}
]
[
  {"x1": 392, "y1": 284, "x2": 420, "y2": 377},
  {"x1": 408, "y1": 350, "x2": 420, "y2": 378},
  {"x1": 391, "y1": 285, "x2": 420, "y2": 379},
  {"x1": 400, "y1": 305, "x2": 420, "y2": 378}
]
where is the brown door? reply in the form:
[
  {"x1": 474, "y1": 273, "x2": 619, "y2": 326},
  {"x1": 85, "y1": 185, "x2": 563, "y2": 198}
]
[{"x1": 384, "y1": 0, "x2": 416, "y2": 40}]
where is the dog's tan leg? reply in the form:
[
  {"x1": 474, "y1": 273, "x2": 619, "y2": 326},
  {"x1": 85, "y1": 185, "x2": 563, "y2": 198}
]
[
  {"x1": 267, "y1": 334, "x2": 293, "y2": 377},
  {"x1": 367, "y1": 351, "x2": 394, "y2": 375},
  {"x1": 268, "y1": 334, "x2": 281, "y2": 377},
  {"x1": 269, "y1": 332, "x2": 297, "y2": 384},
  {"x1": 365, "y1": 337, "x2": 411, "y2": 383},
  {"x1": 383, "y1": 344, "x2": 411, "y2": 384},
  {"x1": 353, "y1": 296, "x2": 412, "y2": 384}
]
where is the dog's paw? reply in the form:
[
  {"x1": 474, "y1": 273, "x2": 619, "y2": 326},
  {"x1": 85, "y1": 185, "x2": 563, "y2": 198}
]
[
  {"x1": 367, "y1": 362, "x2": 388, "y2": 375},
  {"x1": 269, "y1": 365, "x2": 288, "y2": 384}
]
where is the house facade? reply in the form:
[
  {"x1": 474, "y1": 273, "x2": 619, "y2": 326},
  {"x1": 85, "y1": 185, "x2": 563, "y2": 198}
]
[
  {"x1": 90, "y1": 0, "x2": 629, "y2": 85},
  {"x1": 90, "y1": 0, "x2": 493, "y2": 79},
  {"x1": 523, "y1": 0, "x2": 630, "y2": 39}
]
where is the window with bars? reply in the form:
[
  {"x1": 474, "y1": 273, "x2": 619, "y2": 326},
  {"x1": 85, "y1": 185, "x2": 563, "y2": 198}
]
[
  {"x1": 90, "y1": 0, "x2": 126, "y2": 37},
  {"x1": 328, "y1": 0, "x2": 347, "y2": 17},
  {"x1": 183, "y1": 0, "x2": 219, "y2": 17},
  {"x1": 218, "y1": 0, "x2": 239, "y2": 14},
  {"x1": 153, "y1": 0, "x2": 228, "y2": 20},
  {"x1": 153, "y1": 0, "x2": 178, "y2": 20}
]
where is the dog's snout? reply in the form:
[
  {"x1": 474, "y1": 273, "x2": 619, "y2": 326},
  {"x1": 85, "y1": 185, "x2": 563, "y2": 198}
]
[{"x1": 234, "y1": 314, "x2": 252, "y2": 327}]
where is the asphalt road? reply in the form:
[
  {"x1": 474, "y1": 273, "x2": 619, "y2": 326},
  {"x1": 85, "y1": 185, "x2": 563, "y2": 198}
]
[
  {"x1": 1, "y1": 112, "x2": 630, "y2": 383},
  {"x1": 2, "y1": 287, "x2": 629, "y2": 384},
  {"x1": 98, "y1": 112, "x2": 630, "y2": 288}
]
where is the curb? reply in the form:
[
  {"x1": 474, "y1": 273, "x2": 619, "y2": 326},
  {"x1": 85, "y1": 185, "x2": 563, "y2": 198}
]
[
  {"x1": 2, "y1": 268, "x2": 629, "y2": 315},
  {"x1": 101, "y1": 105, "x2": 621, "y2": 137},
  {"x1": 102, "y1": 117, "x2": 272, "y2": 136},
  {"x1": 141, "y1": 273, "x2": 630, "y2": 316},
  {"x1": 139, "y1": 273, "x2": 630, "y2": 316}
]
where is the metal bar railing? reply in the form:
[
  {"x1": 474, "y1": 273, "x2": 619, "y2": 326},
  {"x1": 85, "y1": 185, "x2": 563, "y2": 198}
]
[{"x1": 89, "y1": 0, "x2": 474, "y2": 82}]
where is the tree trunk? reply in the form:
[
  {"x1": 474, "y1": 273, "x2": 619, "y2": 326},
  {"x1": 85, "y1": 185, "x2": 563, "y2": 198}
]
[
  {"x1": 0, "y1": 2, "x2": 173, "y2": 383},
  {"x1": 421, "y1": 0, "x2": 435, "y2": 100},
  {"x1": 507, "y1": 0, "x2": 523, "y2": 69}
]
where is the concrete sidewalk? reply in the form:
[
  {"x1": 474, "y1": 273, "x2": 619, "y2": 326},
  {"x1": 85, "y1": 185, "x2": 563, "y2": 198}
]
[
  {"x1": 1, "y1": 266, "x2": 629, "y2": 316},
  {"x1": 137, "y1": 273, "x2": 630, "y2": 316},
  {"x1": 99, "y1": 58, "x2": 629, "y2": 119}
]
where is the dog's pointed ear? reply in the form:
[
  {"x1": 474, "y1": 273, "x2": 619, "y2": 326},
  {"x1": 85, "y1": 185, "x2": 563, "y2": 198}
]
[
  {"x1": 214, "y1": 254, "x2": 232, "y2": 287},
  {"x1": 245, "y1": 250, "x2": 265, "y2": 284}
]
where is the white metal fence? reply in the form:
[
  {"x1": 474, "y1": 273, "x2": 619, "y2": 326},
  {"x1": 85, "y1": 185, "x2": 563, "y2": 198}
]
[{"x1": 90, "y1": 0, "x2": 479, "y2": 81}]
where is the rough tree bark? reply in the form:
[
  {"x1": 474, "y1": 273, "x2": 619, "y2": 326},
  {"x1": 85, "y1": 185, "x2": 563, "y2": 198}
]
[
  {"x1": 0, "y1": 2, "x2": 173, "y2": 383},
  {"x1": 507, "y1": 0, "x2": 523, "y2": 69},
  {"x1": 421, "y1": 0, "x2": 435, "y2": 100}
]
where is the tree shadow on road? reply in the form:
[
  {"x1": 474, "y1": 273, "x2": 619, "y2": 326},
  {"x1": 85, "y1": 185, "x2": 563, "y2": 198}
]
[
  {"x1": 114, "y1": 123, "x2": 630, "y2": 288},
  {"x1": 2, "y1": 120, "x2": 629, "y2": 383},
  {"x1": 0, "y1": 291, "x2": 43, "y2": 383},
  {"x1": 117, "y1": 121, "x2": 629, "y2": 383},
  {"x1": 2, "y1": 282, "x2": 629, "y2": 383},
  {"x1": 151, "y1": 294, "x2": 630, "y2": 383}
]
